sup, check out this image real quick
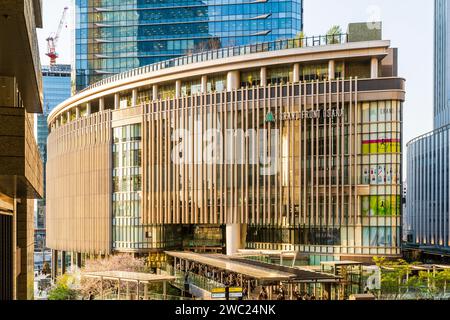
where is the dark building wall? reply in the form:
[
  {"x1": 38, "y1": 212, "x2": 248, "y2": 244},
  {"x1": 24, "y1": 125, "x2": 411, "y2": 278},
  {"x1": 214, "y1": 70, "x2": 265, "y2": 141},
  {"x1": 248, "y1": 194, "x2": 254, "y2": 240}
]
[
  {"x1": 0, "y1": 214, "x2": 13, "y2": 300},
  {"x1": 0, "y1": 0, "x2": 43, "y2": 301}
]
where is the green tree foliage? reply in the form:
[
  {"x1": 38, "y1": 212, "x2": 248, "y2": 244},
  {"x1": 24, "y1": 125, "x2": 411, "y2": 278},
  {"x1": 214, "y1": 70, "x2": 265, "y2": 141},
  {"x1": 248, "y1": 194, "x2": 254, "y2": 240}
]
[
  {"x1": 292, "y1": 31, "x2": 305, "y2": 48},
  {"x1": 326, "y1": 25, "x2": 343, "y2": 44},
  {"x1": 47, "y1": 274, "x2": 78, "y2": 300},
  {"x1": 372, "y1": 257, "x2": 450, "y2": 299}
]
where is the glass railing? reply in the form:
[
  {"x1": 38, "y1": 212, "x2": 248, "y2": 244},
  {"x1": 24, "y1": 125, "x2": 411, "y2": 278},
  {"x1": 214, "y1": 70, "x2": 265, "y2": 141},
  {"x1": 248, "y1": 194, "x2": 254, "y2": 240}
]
[
  {"x1": 100, "y1": 291, "x2": 194, "y2": 301},
  {"x1": 167, "y1": 264, "x2": 225, "y2": 292},
  {"x1": 80, "y1": 34, "x2": 349, "y2": 94}
]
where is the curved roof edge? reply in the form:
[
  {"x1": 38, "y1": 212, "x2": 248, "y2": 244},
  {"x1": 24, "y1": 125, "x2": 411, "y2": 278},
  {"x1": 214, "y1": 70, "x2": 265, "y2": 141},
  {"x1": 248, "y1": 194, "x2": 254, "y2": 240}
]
[{"x1": 48, "y1": 39, "x2": 391, "y2": 124}]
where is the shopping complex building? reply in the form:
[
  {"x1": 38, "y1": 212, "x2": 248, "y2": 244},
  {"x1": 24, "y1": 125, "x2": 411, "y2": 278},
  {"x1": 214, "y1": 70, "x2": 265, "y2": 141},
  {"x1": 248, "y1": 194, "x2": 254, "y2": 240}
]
[
  {"x1": 46, "y1": 22, "x2": 404, "y2": 273},
  {"x1": 74, "y1": 0, "x2": 303, "y2": 90},
  {"x1": 405, "y1": 0, "x2": 450, "y2": 261}
]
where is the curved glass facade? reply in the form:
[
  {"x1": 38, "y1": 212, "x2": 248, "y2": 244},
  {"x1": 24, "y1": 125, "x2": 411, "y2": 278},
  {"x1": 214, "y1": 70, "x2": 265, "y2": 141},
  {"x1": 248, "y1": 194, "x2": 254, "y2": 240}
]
[
  {"x1": 406, "y1": 0, "x2": 450, "y2": 255},
  {"x1": 407, "y1": 127, "x2": 450, "y2": 249},
  {"x1": 434, "y1": 0, "x2": 450, "y2": 128},
  {"x1": 75, "y1": 0, "x2": 303, "y2": 90},
  {"x1": 112, "y1": 124, "x2": 144, "y2": 250}
]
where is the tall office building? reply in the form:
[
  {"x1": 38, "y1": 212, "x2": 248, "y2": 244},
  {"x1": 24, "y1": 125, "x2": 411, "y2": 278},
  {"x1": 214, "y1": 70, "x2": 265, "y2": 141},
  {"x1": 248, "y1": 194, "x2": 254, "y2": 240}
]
[
  {"x1": 434, "y1": 0, "x2": 450, "y2": 128},
  {"x1": 0, "y1": 0, "x2": 44, "y2": 300},
  {"x1": 46, "y1": 23, "x2": 404, "y2": 272},
  {"x1": 74, "y1": 0, "x2": 303, "y2": 91},
  {"x1": 35, "y1": 65, "x2": 71, "y2": 269},
  {"x1": 406, "y1": 0, "x2": 450, "y2": 260}
]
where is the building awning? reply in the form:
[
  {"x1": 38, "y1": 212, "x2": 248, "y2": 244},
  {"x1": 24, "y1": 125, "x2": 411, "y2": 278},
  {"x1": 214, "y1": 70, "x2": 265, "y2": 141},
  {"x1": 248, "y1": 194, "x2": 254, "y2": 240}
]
[
  {"x1": 166, "y1": 251, "x2": 293, "y2": 281},
  {"x1": 166, "y1": 251, "x2": 340, "y2": 283},
  {"x1": 320, "y1": 261, "x2": 363, "y2": 267}
]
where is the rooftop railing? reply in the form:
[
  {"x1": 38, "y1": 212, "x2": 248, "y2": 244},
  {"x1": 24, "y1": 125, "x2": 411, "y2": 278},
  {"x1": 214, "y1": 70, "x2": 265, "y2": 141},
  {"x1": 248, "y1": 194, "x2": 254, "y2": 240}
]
[{"x1": 80, "y1": 33, "x2": 349, "y2": 94}]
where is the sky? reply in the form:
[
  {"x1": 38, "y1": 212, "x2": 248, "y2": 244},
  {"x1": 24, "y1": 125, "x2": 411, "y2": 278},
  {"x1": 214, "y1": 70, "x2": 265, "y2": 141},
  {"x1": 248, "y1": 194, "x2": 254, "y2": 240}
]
[{"x1": 37, "y1": 0, "x2": 434, "y2": 176}]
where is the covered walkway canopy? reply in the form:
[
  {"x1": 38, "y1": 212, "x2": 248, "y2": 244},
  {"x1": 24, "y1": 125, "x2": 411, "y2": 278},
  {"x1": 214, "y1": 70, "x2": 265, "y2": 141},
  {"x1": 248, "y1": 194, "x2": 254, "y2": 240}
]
[
  {"x1": 82, "y1": 271, "x2": 176, "y2": 300},
  {"x1": 166, "y1": 252, "x2": 340, "y2": 283},
  {"x1": 166, "y1": 251, "x2": 344, "y2": 300},
  {"x1": 166, "y1": 251, "x2": 293, "y2": 282},
  {"x1": 83, "y1": 271, "x2": 176, "y2": 283}
]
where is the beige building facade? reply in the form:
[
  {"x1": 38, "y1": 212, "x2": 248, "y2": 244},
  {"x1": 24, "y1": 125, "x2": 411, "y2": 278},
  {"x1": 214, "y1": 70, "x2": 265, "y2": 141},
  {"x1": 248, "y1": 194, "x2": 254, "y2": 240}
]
[{"x1": 47, "y1": 25, "x2": 404, "y2": 267}]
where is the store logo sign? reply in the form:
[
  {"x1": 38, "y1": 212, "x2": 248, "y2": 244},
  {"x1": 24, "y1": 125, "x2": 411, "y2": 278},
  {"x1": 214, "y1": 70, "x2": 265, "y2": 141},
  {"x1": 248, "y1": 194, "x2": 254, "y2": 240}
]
[
  {"x1": 278, "y1": 109, "x2": 343, "y2": 121},
  {"x1": 265, "y1": 111, "x2": 276, "y2": 123}
]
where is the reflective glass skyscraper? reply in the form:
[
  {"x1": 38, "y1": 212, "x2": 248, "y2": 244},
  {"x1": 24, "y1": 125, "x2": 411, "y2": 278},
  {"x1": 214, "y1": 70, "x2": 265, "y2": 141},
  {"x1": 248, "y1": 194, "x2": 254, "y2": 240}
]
[
  {"x1": 406, "y1": 0, "x2": 450, "y2": 258},
  {"x1": 35, "y1": 65, "x2": 71, "y2": 264},
  {"x1": 434, "y1": 0, "x2": 450, "y2": 128},
  {"x1": 74, "y1": 0, "x2": 303, "y2": 91}
]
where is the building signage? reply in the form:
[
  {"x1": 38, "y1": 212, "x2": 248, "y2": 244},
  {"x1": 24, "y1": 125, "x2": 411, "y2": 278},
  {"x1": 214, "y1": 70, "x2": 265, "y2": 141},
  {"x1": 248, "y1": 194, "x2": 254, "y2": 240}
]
[
  {"x1": 265, "y1": 109, "x2": 343, "y2": 122},
  {"x1": 279, "y1": 109, "x2": 343, "y2": 121},
  {"x1": 229, "y1": 287, "x2": 243, "y2": 298},
  {"x1": 211, "y1": 287, "x2": 226, "y2": 299}
]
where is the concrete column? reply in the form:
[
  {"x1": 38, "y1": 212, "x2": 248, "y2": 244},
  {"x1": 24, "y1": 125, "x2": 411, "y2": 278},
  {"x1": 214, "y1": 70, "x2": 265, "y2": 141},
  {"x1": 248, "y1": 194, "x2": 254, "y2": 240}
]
[
  {"x1": 153, "y1": 85, "x2": 158, "y2": 100},
  {"x1": 75, "y1": 107, "x2": 80, "y2": 119},
  {"x1": 132, "y1": 89, "x2": 138, "y2": 106},
  {"x1": 371, "y1": 57, "x2": 379, "y2": 79},
  {"x1": 293, "y1": 63, "x2": 300, "y2": 83},
  {"x1": 328, "y1": 60, "x2": 336, "y2": 80},
  {"x1": 51, "y1": 250, "x2": 58, "y2": 280},
  {"x1": 175, "y1": 80, "x2": 182, "y2": 98},
  {"x1": 66, "y1": 111, "x2": 71, "y2": 123},
  {"x1": 76, "y1": 252, "x2": 82, "y2": 268},
  {"x1": 163, "y1": 281, "x2": 167, "y2": 300},
  {"x1": 227, "y1": 70, "x2": 240, "y2": 91},
  {"x1": 260, "y1": 67, "x2": 267, "y2": 86},
  {"x1": 99, "y1": 98, "x2": 105, "y2": 112},
  {"x1": 201, "y1": 75, "x2": 207, "y2": 93},
  {"x1": 114, "y1": 93, "x2": 120, "y2": 110},
  {"x1": 86, "y1": 102, "x2": 91, "y2": 116},
  {"x1": 226, "y1": 224, "x2": 242, "y2": 256},
  {"x1": 61, "y1": 251, "x2": 66, "y2": 275}
]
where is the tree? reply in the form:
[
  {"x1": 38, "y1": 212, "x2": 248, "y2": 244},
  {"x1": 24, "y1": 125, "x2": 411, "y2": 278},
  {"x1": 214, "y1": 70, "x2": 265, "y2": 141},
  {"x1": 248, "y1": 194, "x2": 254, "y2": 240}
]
[
  {"x1": 326, "y1": 25, "x2": 343, "y2": 44},
  {"x1": 294, "y1": 31, "x2": 306, "y2": 48},
  {"x1": 79, "y1": 254, "x2": 149, "y2": 299},
  {"x1": 194, "y1": 38, "x2": 222, "y2": 53},
  {"x1": 48, "y1": 274, "x2": 78, "y2": 300},
  {"x1": 371, "y1": 257, "x2": 447, "y2": 299}
]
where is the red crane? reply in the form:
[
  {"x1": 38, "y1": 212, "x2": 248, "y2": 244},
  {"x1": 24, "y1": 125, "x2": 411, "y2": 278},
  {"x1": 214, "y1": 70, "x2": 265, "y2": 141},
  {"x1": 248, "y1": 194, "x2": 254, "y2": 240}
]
[{"x1": 46, "y1": 6, "x2": 69, "y2": 66}]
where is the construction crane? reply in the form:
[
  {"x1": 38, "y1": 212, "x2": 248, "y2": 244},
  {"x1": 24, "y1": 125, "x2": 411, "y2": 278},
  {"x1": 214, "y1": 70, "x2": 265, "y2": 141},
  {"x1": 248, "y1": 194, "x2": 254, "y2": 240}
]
[{"x1": 46, "y1": 6, "x2": 69, "y2": 66}]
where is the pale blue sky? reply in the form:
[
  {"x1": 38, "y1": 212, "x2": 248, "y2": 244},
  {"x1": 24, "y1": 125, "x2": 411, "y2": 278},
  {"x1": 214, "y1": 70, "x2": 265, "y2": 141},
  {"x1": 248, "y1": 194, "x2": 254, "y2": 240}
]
[{"x1": 37, "y1": 0, "x2": 434, "y2": 171}]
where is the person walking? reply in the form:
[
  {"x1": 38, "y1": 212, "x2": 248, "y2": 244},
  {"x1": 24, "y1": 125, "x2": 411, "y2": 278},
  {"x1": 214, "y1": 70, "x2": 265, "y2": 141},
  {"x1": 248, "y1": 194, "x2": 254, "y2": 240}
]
[{"x1": 258, "y1": 287, "x2": 268, "y2": 300}]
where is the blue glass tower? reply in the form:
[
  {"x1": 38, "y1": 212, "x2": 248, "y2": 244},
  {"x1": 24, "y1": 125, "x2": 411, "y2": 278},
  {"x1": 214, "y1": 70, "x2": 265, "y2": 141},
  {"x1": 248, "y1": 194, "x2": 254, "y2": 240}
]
[
  {"x1": 75, "y1": 0, "x2": 303, "y2": 91},
  {"x1": 35, "y1": 65, "x2": 71, "y2": 263},
  {"x1": 406, "y1": 0, "x2": 450, "y2": 258}
]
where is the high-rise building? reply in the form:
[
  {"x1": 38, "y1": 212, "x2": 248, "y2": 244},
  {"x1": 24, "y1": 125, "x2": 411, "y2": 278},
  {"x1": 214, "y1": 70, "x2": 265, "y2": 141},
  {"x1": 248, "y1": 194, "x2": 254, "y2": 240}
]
[
  {"x1": 406, "y1": 0, "x2": 450, "y2": 261},
  {"x1": 46, "y1": 23, "x2": 404, "y2": 272},
  {"x1": 34, "y1": 65, "x2": 71, "y2": 270},
  {"x1": 434, "y1": 0, "x2": 450, "y2": 128},
  {"x1": 74, "y1": 0, "x2": 303, "y2": 91},
  {"x1": 0, "y1": 0, "x2": 44, "y2": 300}
]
